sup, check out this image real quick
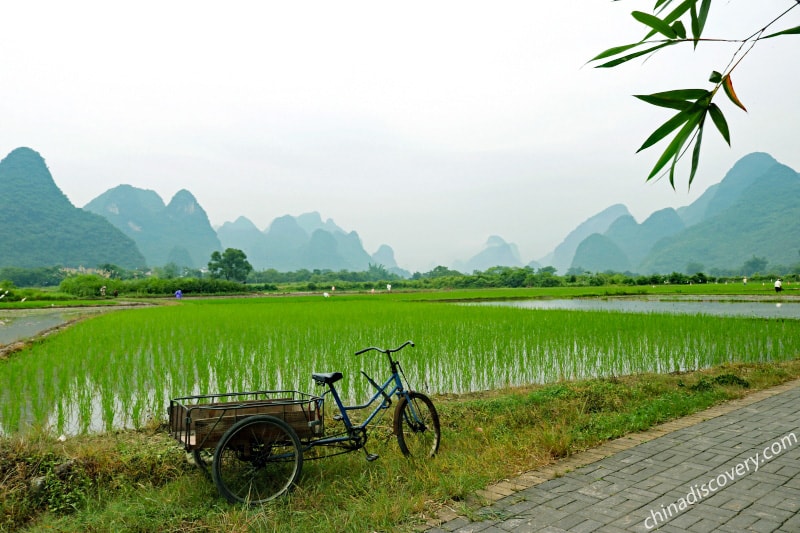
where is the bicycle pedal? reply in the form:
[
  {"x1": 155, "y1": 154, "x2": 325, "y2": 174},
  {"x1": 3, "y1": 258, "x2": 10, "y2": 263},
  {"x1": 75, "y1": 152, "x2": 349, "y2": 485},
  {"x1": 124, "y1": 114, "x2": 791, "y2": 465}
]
[
  {"x1": 365, "y1": 453, "x2": 379, "y2": 462},
  {"x1": 333, "y1": 414, "x2": 343, "y2": 421}
]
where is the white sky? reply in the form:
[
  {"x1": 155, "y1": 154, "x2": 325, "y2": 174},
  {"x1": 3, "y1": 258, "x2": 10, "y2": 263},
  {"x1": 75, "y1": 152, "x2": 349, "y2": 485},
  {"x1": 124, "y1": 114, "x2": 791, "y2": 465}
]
[{"x1": 3, "y1": 1, "x2": 798, "y2": 272}]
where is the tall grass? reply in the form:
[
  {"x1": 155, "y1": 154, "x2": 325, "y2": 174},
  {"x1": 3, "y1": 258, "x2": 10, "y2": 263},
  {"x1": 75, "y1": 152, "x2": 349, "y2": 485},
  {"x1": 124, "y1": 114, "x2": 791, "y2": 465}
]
[{"x1": 2, "y1": 294, "x2": 799, "y2": 435}]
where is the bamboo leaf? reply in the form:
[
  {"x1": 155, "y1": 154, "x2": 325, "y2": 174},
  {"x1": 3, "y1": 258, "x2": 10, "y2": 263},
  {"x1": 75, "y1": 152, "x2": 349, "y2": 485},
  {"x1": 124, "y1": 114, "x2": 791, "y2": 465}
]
[
  {"x1": 644, "y1": 0, "x2": 695, "y2": 40},
  {"x1": 722, "y1": 75, "x2": 748, "y2": 111},
  {"x1": 589, "y1": 42, "x2": 643, "y2": 62},
  {"x1": 707, "y1": 104, "x2": 730, "y2": 145},
  {"x1": 698, "y1": 0, "x2": 711, "y2": 33},
  {"x1": 632, "y1": 10, "x2": 678, "y2": 38},
  {"x1": 708, "y1": 71, "x2": 722, "y2": 83},
  {"x1": 660, "y1": 0, "x2": 695, "y2": 26},
  {"x1": 672, "y1": 20, "x2": 687, "y2": 40},
  {"x1": 637, "y1": 99, "x2": 707, "y2": 152},
  {"x1": 646, "y1": 112, "x2": 703, "y2": 181},
  {"x1": 669, "y1": 153, "x2": 678, "y2": 188},
  {"x1": 634, "y1": 88, "x2": 709, "y2": 110},
  {"x1": 646, "y1": 88, "x2": 710, "y2": 100},
  {"x1": 635, "y1": 94, "x2": 694, "y2": 110},
  {"x1": 762, "y1": 25, "x2": 800, "y2": 39},
  {"x1": 638, "y1": 111, "x2": 692, "y2": 153},
  {"x1": 594, "y1": 41, "x2": 675, "y2": 68},
  {"x1": 654, "y1": 0, "x2": 671, "y2": 11},
  {"x1": 690, "y1": 0, "x2": 711, "y2": 44},
  {"x1": 688, "y1": 120, "x2": 704, "y2": 187}
]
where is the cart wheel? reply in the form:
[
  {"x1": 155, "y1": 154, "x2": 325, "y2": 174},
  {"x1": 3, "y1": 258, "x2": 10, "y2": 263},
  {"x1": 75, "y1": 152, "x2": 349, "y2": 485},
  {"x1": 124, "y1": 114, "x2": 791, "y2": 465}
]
[
  {"x1": 212, "y1": 415, "x2": 303, "y2": 504},
  {"x1": 394, "y1": 391, "x2": 441, "y2": 458}
]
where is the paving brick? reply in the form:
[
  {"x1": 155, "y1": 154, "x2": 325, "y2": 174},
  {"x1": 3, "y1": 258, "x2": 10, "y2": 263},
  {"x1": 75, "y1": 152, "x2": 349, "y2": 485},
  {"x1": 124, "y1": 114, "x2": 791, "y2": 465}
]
[
  {"x1": 747, "y1": 518, "x2": 784, "y2": 533},
  {"x1": 424, "y1": 380, "x2": 800, "y2": 533}
]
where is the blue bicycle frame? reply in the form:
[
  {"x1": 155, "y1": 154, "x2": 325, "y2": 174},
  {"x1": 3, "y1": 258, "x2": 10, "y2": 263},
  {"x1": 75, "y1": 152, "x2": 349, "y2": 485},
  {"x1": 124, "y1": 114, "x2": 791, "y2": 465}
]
[{"x1": 305, "y1": 340, "x2": 424, "y2": 455}]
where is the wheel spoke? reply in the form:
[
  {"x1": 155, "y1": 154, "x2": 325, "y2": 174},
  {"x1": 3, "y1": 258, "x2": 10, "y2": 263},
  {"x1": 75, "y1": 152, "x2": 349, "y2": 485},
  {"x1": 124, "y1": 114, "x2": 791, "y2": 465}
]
[
  {"x1": 212, "y1": 415, "x2": 303, "y2": 504},
  {"x1": 394, "y1": 392, "x2": 441, "y2": 458}
]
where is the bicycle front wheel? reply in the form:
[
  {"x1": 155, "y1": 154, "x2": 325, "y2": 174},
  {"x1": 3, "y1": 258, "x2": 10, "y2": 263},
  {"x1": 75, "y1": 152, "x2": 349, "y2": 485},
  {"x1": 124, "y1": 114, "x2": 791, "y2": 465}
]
[
  {"x1": 394, "y1": 391, "x2": 441, "y2": 458},
  {"x1": 212, "y1": 415, "x2": 303, "y2": 504}
]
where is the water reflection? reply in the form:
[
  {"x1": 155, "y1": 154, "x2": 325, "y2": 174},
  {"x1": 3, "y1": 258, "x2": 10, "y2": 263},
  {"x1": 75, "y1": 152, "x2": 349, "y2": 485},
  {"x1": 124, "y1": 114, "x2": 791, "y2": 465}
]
[{"x1": 467, "y1": 298, "x2": 800, "y2": 319}]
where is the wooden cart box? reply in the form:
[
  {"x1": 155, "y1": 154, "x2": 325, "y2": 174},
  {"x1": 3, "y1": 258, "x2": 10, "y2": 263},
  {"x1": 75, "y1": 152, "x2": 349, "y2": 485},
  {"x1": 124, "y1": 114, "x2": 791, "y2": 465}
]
[{"x1": 169, "y1": 390, "x2": 322, "y2": 451}]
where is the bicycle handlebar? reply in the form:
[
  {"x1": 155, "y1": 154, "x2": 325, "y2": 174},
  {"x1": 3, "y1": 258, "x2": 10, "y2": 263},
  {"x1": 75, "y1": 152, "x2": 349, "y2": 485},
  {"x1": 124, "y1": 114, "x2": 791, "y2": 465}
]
[{"x1": 355, "y1": 340, "x2": 415, "y2": 356}]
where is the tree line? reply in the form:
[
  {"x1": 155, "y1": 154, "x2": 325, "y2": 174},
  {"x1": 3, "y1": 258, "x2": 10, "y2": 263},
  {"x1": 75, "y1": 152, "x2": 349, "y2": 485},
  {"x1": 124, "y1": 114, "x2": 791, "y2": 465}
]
[{"x1": 0, "y1": 260, "x2": 796, "y2": 302}]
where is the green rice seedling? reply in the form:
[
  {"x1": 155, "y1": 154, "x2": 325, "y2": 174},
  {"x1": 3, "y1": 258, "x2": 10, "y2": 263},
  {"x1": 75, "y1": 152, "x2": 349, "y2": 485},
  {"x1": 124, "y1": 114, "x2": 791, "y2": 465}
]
[{"x1": 2, "y1": 295, "x2": 800, "y2": 436}]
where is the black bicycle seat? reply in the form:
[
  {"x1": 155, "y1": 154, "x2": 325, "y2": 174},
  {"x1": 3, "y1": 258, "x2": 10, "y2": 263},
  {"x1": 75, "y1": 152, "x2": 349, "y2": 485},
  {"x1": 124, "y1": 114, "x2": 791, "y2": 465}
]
[{"x1": 312, "y1": 372, "x2": 343, "y2": 385}]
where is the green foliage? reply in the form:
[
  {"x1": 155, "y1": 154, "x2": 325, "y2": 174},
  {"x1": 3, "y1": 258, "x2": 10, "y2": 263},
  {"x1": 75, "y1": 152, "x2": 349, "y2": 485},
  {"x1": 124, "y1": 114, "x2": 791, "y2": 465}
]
[
  {"x1": 0, "y1": 267, "x2": 65, "y2": 287},
  {"x1": 57, "y1": 274, "x2": 247, "y2": 298},
  {"x1": 58, "y1": 275, "x2": 123, "y2": 298},
  {"x1": 0, "y1": 429, "x2": 192, "y2": 531},
  {"x1": 687, "y1": 373, "x2": 749, "y2": 391},
  {"x1": 207, "y1": 248, "x2": 253, "y2": 282},
  {"x1": 593, "y1": 1, "x2": 800, "y2": 187}
]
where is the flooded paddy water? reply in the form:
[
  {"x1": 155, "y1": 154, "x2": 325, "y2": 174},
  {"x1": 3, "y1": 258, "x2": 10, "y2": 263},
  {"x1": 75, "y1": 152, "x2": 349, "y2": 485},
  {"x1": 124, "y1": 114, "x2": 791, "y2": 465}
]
[
  {"x1": 0, "y1": 307, "x2": 135, "y2": 349},
  {"x1": 465, "y1": 297, "x2": 800, "y2": 319}
]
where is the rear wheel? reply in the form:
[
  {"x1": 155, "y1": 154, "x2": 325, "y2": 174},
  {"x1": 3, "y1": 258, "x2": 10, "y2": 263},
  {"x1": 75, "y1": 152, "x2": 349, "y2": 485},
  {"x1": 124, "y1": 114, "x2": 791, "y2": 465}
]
[
  {"x1": 394, "y1": 392, "x2": 440, "y2": 458},
  {"x1": 212, "y1": 415, "x2": 303, "y2": 504}
]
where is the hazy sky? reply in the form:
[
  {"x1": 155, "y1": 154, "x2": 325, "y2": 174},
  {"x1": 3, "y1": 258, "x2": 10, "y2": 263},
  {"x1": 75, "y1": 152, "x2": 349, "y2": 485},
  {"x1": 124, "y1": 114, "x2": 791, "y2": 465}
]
[{"x1": 3, "y1": 1, "x2": 798, "y2": 272}]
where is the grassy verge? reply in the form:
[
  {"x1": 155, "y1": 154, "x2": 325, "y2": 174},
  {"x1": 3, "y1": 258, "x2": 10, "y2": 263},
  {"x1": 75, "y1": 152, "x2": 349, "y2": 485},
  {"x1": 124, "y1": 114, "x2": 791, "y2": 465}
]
[{"x1": 3, "y1": 359, "x2": 800, "y2": 532}]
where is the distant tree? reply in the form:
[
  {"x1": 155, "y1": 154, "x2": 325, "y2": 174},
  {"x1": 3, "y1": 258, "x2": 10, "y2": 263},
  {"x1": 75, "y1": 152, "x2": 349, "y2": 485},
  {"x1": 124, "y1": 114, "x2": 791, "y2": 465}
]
[
  {"x1": 741, "y1": 255, "x2": 768, "y2": 277},
  {"x1": 96, "y1": 263, "x2": 123, "y2": 279},
  {"x1": 0, "y1": 266, "x2": 65, "y2": 287},
  {"x1": 153, "y1": 262, "x2": 180, "y2": 279},
  {"x1": 592, "y1": 1, "x2": 800, "y2": 187},
  {"x1": 413, "y1": 266, "x2": 464, "y2": 279},
  {"x1": 208, "y1": 248, "x2": 253, "y2": 282},
  {"x1": 668, "y1": 271, "x2": 690, "y2": 284},
  {"x1": 365, "y1": 263, "x2": 392, "y2": 281}
]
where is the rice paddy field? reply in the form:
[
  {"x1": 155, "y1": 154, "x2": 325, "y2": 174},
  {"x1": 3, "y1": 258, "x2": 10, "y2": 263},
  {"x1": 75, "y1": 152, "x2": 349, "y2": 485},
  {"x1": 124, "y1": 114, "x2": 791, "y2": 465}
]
[{"x1": 2, "y1": 289, "x2": 800, "y2": 436}]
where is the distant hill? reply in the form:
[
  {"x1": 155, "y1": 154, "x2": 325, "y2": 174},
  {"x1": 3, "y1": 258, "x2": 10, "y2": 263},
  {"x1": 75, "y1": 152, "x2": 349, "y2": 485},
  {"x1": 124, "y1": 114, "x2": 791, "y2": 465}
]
[
  {"x1": 640, "y1": 155, "x2": 800, "y2": 273},
  {"x1": 217, "y1": 212, "x2": 380, "y2": 272},
  {"x1": 216, "y1": 217, "x2": 270, "y2": 268},
  {"x1": 540, "y1": 204, "x2": 630, "y2": 274},
  {"x1": 573, "y1": 208, "x2": 686, "y2": 273},
  {"x1": 0, "y1": 148, "x2": 146, "y2": 269},
  {"x1": 371, "y1": 244, "x2": 410, "y2": 277},
  {"x1": 565, "y1": 153, "x2": 800, "y2": 275},
  {"x1": 6, "y1": 146, "x2": 797, "y2": 277},
  {"x1": 572, "y1": 234, "x2": 631, "y2": 273},
  {"x1": 454, "y1": 236, "x2": 523, "y2": 273},
  {"x1": 84, "y1": 185, "x2": 221, "y2": 268}
]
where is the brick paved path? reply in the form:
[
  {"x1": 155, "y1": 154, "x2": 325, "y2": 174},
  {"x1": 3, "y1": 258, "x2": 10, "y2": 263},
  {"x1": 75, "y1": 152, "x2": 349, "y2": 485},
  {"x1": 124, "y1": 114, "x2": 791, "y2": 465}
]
[{"x1": 426, "y1": 379, "x2": 800, "y2": 533}]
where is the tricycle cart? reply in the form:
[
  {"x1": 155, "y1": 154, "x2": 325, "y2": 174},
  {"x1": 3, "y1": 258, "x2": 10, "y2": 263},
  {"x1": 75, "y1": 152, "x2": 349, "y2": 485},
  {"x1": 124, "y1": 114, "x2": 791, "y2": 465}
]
[{"x1": 168, "y1": 341, "x2": 441, "y2": 504}]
